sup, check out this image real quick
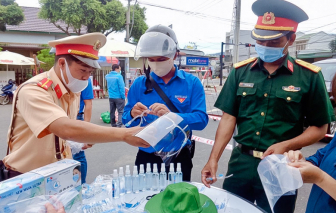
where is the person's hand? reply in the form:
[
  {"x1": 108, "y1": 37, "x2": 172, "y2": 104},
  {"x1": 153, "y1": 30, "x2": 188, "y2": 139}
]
[
  {"x1": 149, "y1": 103, "x2": 170, "y2": 117},
  {"x1": 288, "y1": 161, "x2": 324, "y2": 184},
  {"x1": 261, "y1": 142, "x2": 289, "y2": 159},
  {"x1": 284, "y1": 150, "x2": 305, "y2": 163},
  {"x1": 82, "y1": 144, "x2": 94, "y2": 150},
  {"x1": 201, "y1": 159, "x2": 218, "y2": 188},
  {"x1": 131, "y1": 102, "x2": 149, "y2": 118},
  {"x1": 45, "y1": 202, "x2": 65, "y2": 213},
  {"x1": 122, "y1": 126, "x2": 150, "y2": 148}
]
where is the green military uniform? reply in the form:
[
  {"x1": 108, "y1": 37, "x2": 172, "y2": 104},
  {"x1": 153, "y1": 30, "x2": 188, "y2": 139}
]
[{"x1": 215, "y1": 55, "x2": 335, "y2": 212}]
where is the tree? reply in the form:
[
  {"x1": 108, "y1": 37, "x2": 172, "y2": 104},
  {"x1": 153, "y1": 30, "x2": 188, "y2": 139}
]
[
  {"x1": 329, "y1": 38, "x2": 336, "y2": 53},
  {"x1": 36, "y1": 48, "x2": 55, "y2": 71},
  {"x1": 0, "y1": 0, "x2": 24, "y2": 31}
]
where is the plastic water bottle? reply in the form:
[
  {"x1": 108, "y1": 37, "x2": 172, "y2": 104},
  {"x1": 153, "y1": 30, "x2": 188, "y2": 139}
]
[
  {"x1": 168, "y1": 163, "x2": 176, "y2": 185},
  {"x1": 160, "y1": 163, "x2": 167, "y2": 190},
  {"x1": 112, "y1": 169, "x2": 120, "y2": 199},
  {"x1": 175, "y1": 163, "x2": 183, "y2": 183},
  {"x1": 119, "y1": 167, "x2": 125, "y2": 195},
  {"x1": 152, "y1": 163, "x2": 159, "y2": 191},
  {"x1": 125, "y1": 165, "x2": 132, "y2": 194},
  {"x1": 132, "y1": 165, "x2": 139, "y2": 194},
  {"x1": 139, "y1": 164, "x2": 146, "y2": 192},
  {"x1": 146, "y1": 163, "x2": 152, "y2": 190}
]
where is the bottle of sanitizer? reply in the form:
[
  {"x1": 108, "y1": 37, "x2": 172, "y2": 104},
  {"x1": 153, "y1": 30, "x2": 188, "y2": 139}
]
[
  {"x1": 125, "y1": 165, "x2": 132, "y2": 194},
  {"x1": 139, "y1": 164, "x2": 146, "y2": 192},
  {"x1": 112, "y1": 169, "x2": 120, "y2": 199},
  {"x1": 152, "y1": 163, "x2": 160, "y2": 191},
  {"x1": 159, "y1": 163, "x2": 167, "y2": 190},
  {"x1": 146, "y1": 163, "x2": 152, "y2": 190},
  {"x1": 175, "y1": 163, "x2": 183, "y2": 183},
  {"x1": 119, "y1": 167, "x2": 125, "y2": 195},
  {"x1": 168, "y1": 163, "x2": 176, "y2": 185},
  {"x1": 132, "y1": 165, "x2": 139, "y2": 194}
]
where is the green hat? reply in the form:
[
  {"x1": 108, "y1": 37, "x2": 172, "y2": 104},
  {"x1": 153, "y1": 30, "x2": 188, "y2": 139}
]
[{"x1": 145, "y1": 182, "x2": 217, "y2": 213}]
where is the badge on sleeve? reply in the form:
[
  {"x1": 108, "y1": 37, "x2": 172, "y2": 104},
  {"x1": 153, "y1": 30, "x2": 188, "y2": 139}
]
[
  {"x1": 282, "y1": 85, "x2": 300, "y2": 92},
  {"x1": 239, "y1": 82, "x2": 254, "y2": 88},
  {"x1": 175, "y1": 95, "x2": 187, "y2": 103}
]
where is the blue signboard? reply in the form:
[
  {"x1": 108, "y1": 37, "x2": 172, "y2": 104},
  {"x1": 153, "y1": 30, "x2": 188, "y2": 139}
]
[{"x1": 186, "y1": 57, "x2": 209, "y2": 66}]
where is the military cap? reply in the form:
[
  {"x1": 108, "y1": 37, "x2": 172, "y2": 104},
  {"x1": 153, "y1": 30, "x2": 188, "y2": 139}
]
[
  {"x1": 251, "y1": 0, "x2": 308, "y2": 41},
  {"x1": 49, "y1": 33, "x2": 107, "y2": 69}
]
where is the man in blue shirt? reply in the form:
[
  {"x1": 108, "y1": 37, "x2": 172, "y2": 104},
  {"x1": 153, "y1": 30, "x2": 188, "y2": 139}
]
[
  {"x1": 122, "y1": 25, "x2": 208, "y2": 180},
  {"x1": 106, "y1": 64, "x2": 125, "y2": 127},
  {"x1": 74, "y1": 78, "x2": 94, "y2": 184}
]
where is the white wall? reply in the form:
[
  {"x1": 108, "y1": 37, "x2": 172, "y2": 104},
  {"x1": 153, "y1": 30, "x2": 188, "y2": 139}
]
[{"x1": 0, "y1": 31, "x2": 68, "y2": 45}]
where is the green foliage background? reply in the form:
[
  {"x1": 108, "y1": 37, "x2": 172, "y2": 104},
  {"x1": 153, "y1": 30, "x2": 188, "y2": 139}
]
[{"x1": 0, "y1": 0, "x2": 24, "y2": 31}]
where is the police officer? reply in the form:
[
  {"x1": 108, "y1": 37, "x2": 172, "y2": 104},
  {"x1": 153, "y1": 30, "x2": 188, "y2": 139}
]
[
  {"x1": 201, "y1": 0, "x2": 335, "y2": 212},
  {"x1": 1, "y1": 33, "x2": 149, "y2": 180},
  {"x1": 122, "y1": 25, "x2": 208, "y2": 181}
]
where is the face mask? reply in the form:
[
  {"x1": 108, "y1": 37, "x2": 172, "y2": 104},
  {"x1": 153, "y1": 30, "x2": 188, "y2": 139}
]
[
  {"x1": 73, "y1": 174, "x2": 79, "y2": 182},
  {"x1": 255, "y1": 41, "x2": 289, "y2": 63},
  {"x1": 60, "y1": 60, "x2": 88, "y2": 93},
  {"x1": 148, "y1": 58, "x2": 174, "y2": 77}
]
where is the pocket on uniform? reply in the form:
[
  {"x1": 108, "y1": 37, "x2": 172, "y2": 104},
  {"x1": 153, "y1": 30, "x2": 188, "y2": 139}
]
[
  {"x1": 274, "y1": 90, "x2": 303, "y2": 122},
  {"x1": 236, "y1": 87, "x2": 257, "y2": 117}
]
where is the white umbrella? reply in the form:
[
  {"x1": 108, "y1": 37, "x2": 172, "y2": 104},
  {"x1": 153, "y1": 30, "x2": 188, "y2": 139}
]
[
  {"x1": 98, "y1": 39, "x2": 136, "y2": 57},
  {"x1": 0, "y1": 50, "x2": 35, "y2": 82}
]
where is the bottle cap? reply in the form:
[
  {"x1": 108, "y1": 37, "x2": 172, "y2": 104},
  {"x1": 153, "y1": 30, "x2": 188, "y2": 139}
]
[
  {"x1": 140, "y1": 164, "x2": 145, "y2": 173},
  {"x1": 113, "y1": 169, "x2": 118, "y2": 178},
  {"x1": 125, "y1": 165, "x2": 130, "y2": 175},
  {"x1": 146, "y1": 163, "x2": 151, "y2": 173},
  {"x1": 119, "y1": 167, "x2": 124, "y2": 176},
  {"x1": 169, "y1": 163, "x2": 174, "y2": 172},
  {"x1": 177, "y1": 163, "x2": 181, "y2": 172},
  {"x1": 161, "y1": 163, "x2": 166, "y2": 173},
  {"x1": 133, "y1": 165, "x2": 138, "y2": 175},
  {"x1": 153, "y1": 163, "x2": 158, "y2": 173}
]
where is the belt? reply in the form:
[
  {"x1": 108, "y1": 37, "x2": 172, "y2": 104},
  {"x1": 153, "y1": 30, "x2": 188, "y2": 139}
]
[{"x1": 237, "y1": 144, "x2": 266, "y2": 159}]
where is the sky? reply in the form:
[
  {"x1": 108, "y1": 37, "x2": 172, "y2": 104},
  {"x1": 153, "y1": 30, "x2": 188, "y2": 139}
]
[{"x1": 15, "y1": 0, "x2": 336, "y2": 54}]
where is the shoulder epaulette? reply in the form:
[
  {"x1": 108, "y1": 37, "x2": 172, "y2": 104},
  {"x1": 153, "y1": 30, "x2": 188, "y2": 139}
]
[
  {"x1": 233, "y1": 57, "x2": 257, "y2": 69},
  {"x1": 295, "y1": 59, "x2": 321, "y2": 73},
  {"x1": 37, "y1": 78, "x2": 53, "y2": 90}
]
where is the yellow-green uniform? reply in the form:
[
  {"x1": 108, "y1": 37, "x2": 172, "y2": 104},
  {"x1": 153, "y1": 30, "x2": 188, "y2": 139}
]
[{"x1": 214, "y1": 54, "x2": 335, "y2": 213}]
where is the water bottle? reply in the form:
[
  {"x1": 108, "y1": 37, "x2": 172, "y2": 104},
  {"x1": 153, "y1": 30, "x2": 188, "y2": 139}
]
[
  {"x1": 168, "y1": 163, "x2": 176, "y2": 185},
  {"x1": 159, "y1": 163, "x2": 167, "y2": 190},
  {"x1": 132, "y1": 165, "x2": 139, "y2": 194},
  {"x1": 139, "y1": 164, "x2": 146, "y2": 192},
  {"x1": 175, "y1": 163, "x2": 183, "y2": 183},
  {"x1": 119, "y1": 167, "x2": 125, "y2": 195},
  {"x1": 152, "y1": 163, "x2": 159, "y2": 191},
  {"x1": 112, "y1": 169, "x2": 120, "y2": 199},
  {"x1": 146, "y1": 163, "x2": 152, "y2": 190},
  {"x1": 125, "y1": 165, "x2": 132, "y2": 194}
]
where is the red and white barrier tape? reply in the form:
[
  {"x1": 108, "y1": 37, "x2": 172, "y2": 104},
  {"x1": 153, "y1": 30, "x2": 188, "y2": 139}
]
[{"x1": 191, "y1": 135, "x2": 233, "y2": 151}]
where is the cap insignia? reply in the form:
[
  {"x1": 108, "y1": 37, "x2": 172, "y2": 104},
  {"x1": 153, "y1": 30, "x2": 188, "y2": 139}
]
[
  {"x1": 262, "y1": 12, "x2": 275, "y2": 25},
  {"x1": 93, "y1": 40, "x2": 102, "y2": 51}
]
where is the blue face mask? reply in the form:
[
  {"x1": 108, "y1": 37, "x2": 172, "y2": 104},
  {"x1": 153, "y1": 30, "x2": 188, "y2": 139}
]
[
  {"x1": 255, "y1": 41, "x2": 289, "y2": 63},
  {"x1": 73, "y1": 174, "x2": 79, "y2": 182}
]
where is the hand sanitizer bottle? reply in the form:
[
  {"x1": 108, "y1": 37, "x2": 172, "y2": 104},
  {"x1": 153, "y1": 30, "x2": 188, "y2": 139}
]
[
  {"x1": 119, "y1": 167, "x2": 125, "y2": 195},
  {"x1": 125, "y1": 165, "x2": 132, "y2": 194},
  {"x1": 112, "y1": 169, "x2": 120, "y2": 199},
  {"x1": 139, "y1": 164, "x2": 146, "y2": 192},
  {"x1": 146, "y1": 163, "x2": 152, "y2": 190},
  {"x1": 168, "y1": 163, "x2": 176, "y2": 185},
  {"x1": 160, "y1": 163, "x2": 167, "y2": 190},
  {"x1": 175, "y1": 163, "x2": 183, "y2": 183},
  {"x1": 152, "y1": 163, "x2": 159, "y2": 191},
  {"x1": 132, "y1": 165, "x2": 139, "y2": 194}
]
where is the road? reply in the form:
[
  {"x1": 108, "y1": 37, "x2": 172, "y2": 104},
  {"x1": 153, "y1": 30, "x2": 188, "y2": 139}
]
[{"x1": 0, "y1": 87, "x2": 326, "y2": 213}]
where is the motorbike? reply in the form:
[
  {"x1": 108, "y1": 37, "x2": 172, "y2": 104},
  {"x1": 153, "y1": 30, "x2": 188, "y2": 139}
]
[{"x1": 0, "y1": 79, "x2": 16, "y2": 105}]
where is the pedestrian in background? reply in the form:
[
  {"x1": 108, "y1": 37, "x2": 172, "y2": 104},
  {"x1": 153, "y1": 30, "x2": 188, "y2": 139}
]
[{"x1": 106, "y1": 64, "x2": 125, "y2": 127}]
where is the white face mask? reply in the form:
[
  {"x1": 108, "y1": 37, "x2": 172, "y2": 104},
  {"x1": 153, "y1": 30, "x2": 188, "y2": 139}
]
[
  {"x1": 60, "y1": 60, "x2": 88, "y2": 93},
  {"x1": 148, "y1": 58, "x2": 174, "y2": 77}
]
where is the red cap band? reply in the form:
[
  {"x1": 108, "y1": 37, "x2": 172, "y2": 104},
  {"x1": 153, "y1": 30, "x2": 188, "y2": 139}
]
[
  {"x1": 256, "y1": 16, "x2": 298, "y2": 32},
  {"x1": 55, "y1": 44, "x2": 98, "y2": 57}
]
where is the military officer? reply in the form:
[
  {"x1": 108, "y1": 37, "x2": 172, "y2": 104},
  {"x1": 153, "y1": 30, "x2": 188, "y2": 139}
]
[
  {"x1": 1, "y1": 33, "x2": 149, "y2": 180},
  {"x1": 201, "y1": 0, "x2": 335, "y2": 213}
]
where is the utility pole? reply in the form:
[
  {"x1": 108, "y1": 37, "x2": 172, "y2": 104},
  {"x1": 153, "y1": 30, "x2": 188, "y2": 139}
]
[
  {"x1": 219, "y1": 42, "x2": 224, "y2": 86},
  {"x1": 125, "y1": 0, "x2": 131, "y2": 88},
  {"x1": 233, "y1": 0, "x2": 241, "y2": 64}
]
